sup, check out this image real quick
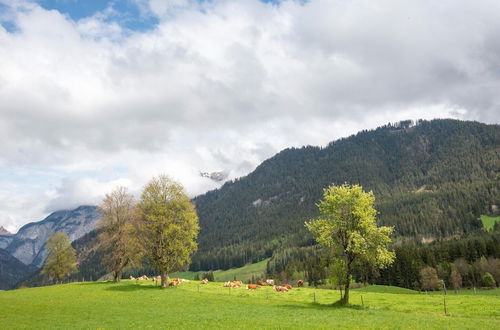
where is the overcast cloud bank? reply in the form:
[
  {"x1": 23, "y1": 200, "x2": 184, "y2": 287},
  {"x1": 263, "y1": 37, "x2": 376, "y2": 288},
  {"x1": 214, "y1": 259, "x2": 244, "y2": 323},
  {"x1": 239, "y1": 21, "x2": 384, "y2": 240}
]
[{"x1": 0, "y1": 0, "x2": 499, "y2": 232}]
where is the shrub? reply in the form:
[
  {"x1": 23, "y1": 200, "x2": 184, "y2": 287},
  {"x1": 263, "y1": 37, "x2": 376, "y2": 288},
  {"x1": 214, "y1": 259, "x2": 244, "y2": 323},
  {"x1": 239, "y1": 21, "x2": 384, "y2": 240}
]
[{"x1": 482, "y1": 273, "x2": 496, "y2": 288}]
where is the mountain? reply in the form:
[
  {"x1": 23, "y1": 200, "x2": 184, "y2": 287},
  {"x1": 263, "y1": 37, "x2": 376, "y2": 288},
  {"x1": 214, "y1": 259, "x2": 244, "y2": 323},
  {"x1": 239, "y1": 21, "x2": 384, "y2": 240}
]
[
  {"x1": 2, "y1": 205, "x2": 100, "y2": 267},
  {"x1": 190, "y1": 119, "x2": 500, "y2": 271},
  {"x1": 0, "y1": 227, "x2": 12, "y2": 235},
  {"x1": 0, "y1": 248, "x2": 36, "y2": 290}
]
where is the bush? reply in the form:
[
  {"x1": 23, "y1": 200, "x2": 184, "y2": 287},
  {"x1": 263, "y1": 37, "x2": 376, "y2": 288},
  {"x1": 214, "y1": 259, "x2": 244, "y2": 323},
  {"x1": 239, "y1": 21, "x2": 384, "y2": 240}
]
[{"x1": 482, "y1": 273, "x2": 496, "y2": 288}]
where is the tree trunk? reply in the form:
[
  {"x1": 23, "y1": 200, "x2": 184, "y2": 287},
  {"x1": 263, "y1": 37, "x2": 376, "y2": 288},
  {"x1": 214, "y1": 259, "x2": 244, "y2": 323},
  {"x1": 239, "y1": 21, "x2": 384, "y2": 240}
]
[
  {"x1": 161, "y1": 271, "x2": 169, "y2": 288},
  {"x1": 114, "y1": 269, "x2": 122, "y2": 282},
  {"x1": 341, "y1": 263, "x2": 352, "y2": 305}
]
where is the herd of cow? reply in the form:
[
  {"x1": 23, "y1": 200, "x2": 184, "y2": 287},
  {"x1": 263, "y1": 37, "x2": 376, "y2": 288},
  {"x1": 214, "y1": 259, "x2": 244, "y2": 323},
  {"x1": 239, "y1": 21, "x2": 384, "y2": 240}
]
[{"x1": 129, "y1": 275, "x2": 304, "y2": 292}]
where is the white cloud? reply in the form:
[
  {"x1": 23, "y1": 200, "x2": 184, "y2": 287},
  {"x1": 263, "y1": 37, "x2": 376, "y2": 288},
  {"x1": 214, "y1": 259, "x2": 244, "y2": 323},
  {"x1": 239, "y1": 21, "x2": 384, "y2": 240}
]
[{"x1": 0, "y1": 0, "x2": 499, "y2": 231}]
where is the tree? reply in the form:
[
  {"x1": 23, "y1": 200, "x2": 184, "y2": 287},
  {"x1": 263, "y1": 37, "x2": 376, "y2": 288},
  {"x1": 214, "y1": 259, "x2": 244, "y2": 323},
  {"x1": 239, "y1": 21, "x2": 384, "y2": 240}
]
[
  {"x1": 450, "y1": 268, "x2": 462, "y2": 292},
  {"x1": 42, "y1": 232, "x2": 78, "y2": 284},
  {"x1": 482, "y1": 272, "x2": 496, "y2": 288},
  {"x1": 98, "y1": 186, "x2": 141, "y2": 282},
  {"x1": 420, "y1": 266, "x2": 440, "y2": 291},
  {"x1": 137, "y1": 175, "x2": 199, "y2": 288},
  {"x1": 305, "y1": 184, "x2": 395, "y2": 305}
]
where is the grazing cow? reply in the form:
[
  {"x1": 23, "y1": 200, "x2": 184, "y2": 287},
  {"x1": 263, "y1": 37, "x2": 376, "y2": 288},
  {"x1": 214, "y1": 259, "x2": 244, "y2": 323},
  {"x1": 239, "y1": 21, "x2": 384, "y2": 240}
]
[
  {"x1": 246, "y1": 284, "x2": 260, "y2": 290},
  {"x1": 266, "y1": 279, "x2": 275, "y2": 285},
  {"x1": 257, "y1": 281, "x2": 269, "y2": 286},
  {"x1": 297, "y1": 280, "x2": 304, "y2": 287},
  {"x1": 273, "y1": 285, "x2": 289, "y2": 292},
  {"x1": 283, "y1": 284, "x2": 292, "y2": 290},
  {"x1": 169, "y1": 279, "x2": 180, "y2": 287},
  {"x1": 200, "y1": 278, "x2": 209, "y2": 284},
  {"x1": 231, "y1": 281, "x2": 242, "y2": 288}
]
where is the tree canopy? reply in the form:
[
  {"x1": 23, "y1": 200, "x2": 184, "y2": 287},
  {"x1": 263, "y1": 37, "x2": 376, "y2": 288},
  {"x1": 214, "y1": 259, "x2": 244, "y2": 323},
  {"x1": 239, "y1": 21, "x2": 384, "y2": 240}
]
[
  {"x1": 137, "y1": 175, "x2": 199, "y2": 287},
  {"x1": 42, "y1": 232, "x2": 78, "y2": 284},
  {"x1": 98, "y1": 186, "x2": 141, "y2": 282},
  {"x1": 305, "y1": 184, "x2": 394, "y2": 304}
]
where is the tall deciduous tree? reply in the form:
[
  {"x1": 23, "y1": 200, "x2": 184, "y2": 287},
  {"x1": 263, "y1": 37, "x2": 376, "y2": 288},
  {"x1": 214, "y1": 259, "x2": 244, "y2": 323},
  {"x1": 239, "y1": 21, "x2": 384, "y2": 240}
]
[
  {"x1": 98, "y1": 186, "x2": 141, "y2": 282},
  {"x1": 42, "y1": 232, "x2": 78, "y2": 284},
  {"x1": 305, "y1": 184, "x2": 395, "y2": 305},
  {"x1": 137, "y1": 175, "x2": 199, "y2": 288}
]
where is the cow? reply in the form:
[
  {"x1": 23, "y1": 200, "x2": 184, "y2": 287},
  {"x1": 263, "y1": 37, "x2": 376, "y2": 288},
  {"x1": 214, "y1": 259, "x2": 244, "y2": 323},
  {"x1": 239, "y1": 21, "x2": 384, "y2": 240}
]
[
  {"x1": 283, "y1": 284, "x2": 292, "y2": 290},
  {"x1": 231, "y1": 281, "x2": 242, "y2": 288},
  {"x1": 297, "y1": 280, "x2": 304, "y2": 287},
  {"x1": 129, "y1": 276, "x2": 136, "y2": 280},
  {"x1": 200, "y1": 278, "x2": 209, "y2": 284},
  {"x1": 169, "y1": 279, "x2": 180, "y2": 287},
  {"x1": 257, "y1": 281, "x2": 269, "y2": 286},
  {"x1": 246, "y1": 284, "x2": 260, "y2": 290},
  {"x1": 273, "y1": 285, "x2": 289, "y2": 292},
  {"x1": 266, "y1": 279, "x2": 275, "y2": 285}
]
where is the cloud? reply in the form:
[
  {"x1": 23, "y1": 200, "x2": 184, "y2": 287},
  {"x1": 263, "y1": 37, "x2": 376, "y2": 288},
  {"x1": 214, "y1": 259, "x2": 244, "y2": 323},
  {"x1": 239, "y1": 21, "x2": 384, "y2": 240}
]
[{"x1": 0, "y1": 0, "x2": 499, "y2": 230}]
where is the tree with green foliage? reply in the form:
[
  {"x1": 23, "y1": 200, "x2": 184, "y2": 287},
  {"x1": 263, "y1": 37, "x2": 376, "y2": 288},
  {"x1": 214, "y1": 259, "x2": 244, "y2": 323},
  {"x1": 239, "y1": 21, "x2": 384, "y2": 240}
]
[
  {"x1": 482, "y1": 272, "x2": 496, "y2": 288},
  {"x1": 98, "y1": 186, "x2": 142, "y2": 282},
  {"x1": 42, "y1": 232, "x2": 78, "y2": 284},
  {"x1": 137, "y1": 175, "x2": 199, "y2": 288},
  {"x1": 420, "y1": 266, "x2": 440, "y2": 291},
  {"x1": 305, "y1": 184, "x2": 395, "y2": 305}
]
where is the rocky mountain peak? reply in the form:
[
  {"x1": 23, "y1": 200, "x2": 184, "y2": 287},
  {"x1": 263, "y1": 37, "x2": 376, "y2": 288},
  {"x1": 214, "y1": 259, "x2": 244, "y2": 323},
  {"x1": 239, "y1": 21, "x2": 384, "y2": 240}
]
[{"x1": 0, "y1": 226, "x2": 12, "y2": 235}]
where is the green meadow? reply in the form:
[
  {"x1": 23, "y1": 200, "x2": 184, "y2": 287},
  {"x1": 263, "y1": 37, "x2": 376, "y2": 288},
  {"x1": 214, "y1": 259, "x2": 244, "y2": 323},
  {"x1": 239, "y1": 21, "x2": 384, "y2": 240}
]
[
  {"x1": 481, "y1": 215, "x2": 500, "y2": 230},
  {"x1": 171, "y1": 258, "x2": 268, "y2": 282},
  {"x1": 1, "y1": 280, "x2": 498, "y2": 329}
]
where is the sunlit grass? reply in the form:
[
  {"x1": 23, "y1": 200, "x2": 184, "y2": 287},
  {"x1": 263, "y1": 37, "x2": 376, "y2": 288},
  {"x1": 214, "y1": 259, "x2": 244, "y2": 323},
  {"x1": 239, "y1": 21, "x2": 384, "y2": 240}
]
[{"x1": 1, "y1": 281, "x2": 498, "y2": 329}]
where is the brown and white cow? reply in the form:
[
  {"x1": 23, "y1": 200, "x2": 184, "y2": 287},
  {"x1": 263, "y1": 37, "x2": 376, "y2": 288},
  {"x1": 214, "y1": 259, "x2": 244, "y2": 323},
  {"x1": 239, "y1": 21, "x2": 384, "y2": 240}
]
[
  {"x1": 246, "y1": 284, "x2": 260, "y2": 290},
  {"x1": 273, "y1": 285, "x2": 289, "y2": 292}
]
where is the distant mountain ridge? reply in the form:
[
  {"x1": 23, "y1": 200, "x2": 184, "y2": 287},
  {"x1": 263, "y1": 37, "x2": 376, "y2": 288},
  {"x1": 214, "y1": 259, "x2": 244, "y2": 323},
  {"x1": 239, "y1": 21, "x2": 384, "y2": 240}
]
[{"x1": 1, "y1": 206, "x2": 100, "y2": 267}]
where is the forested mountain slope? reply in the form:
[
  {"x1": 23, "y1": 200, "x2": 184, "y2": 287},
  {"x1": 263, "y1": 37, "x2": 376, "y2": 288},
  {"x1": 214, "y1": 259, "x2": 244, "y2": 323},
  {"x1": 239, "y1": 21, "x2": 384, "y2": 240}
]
[{"x1": 191, "y1": 119, "x2": 500, "y2": 271}]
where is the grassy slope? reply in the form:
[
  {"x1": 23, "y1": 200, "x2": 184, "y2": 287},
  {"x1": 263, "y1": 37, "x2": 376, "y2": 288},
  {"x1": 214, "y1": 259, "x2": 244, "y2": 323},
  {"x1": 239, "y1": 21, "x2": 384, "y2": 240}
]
[
  {"x1": 171, "y1": 259, "x2": 268, "y2": 282},
  {"x1": 1, "y1": 281, "x2": 498, "y2": 329},
  {"x1": 481, "y1": 215, "x2": 500, "y2": 230}
]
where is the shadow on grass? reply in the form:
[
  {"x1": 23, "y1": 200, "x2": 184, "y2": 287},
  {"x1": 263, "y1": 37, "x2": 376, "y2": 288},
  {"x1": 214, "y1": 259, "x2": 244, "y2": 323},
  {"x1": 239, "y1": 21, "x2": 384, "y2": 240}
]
[
  {"x1": 75, "y1": 281, "x2": 115, "y2": 286},
  {"x1": 105, "y1": 283, "x2": 170, "y2": 292}
]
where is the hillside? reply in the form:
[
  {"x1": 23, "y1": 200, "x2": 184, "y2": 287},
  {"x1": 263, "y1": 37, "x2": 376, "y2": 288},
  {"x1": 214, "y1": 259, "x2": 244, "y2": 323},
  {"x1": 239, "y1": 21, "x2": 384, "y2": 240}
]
[
  {"x1": 0, "y1": 248, "x2": 36, "y2": 290},
  {"x1": 191, "y1": 119, "x2": 500, "y2": 270}
]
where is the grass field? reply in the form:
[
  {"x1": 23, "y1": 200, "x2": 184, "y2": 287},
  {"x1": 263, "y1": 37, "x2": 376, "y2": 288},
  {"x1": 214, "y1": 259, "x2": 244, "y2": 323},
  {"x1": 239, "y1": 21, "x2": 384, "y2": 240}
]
[
  {"x1": 171, "y1": 258, "x2": 268, "y2": 282},
  {"x1": 1, "y1": 281, "x2": 498, "y2": 329},
  {"x1": 481, "y1": 215, "x2": 500, "y2": 230}
]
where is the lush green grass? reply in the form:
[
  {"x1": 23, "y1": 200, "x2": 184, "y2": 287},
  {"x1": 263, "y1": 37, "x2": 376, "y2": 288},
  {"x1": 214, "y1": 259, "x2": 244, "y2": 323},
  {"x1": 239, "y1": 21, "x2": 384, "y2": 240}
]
[
  {"x1": 171, "y1": 258, "x2": 268, "y2": 282},
  {"x1": 481, "y1": 215, "x2": 500, "y2": 230},
  {"x1": 354, "y1": 285, "x2": 418, "y2": 294},
  {"x1": 355, "y1": 284, "x2": 500, "y2": 296},
  {"x1": 1, "y1": 281, "x2": 499, "y2": 329}
]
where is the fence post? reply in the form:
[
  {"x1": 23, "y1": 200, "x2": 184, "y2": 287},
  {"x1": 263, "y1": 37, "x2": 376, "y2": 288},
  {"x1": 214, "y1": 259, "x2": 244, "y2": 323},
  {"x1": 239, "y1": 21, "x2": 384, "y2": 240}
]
[
  {"x1": 443, "y1": 296, "x2": 447, "y2": 316},
  {"x1": 198, "y1": 284, "x2": 200, "y2": 293},
  {"x1": 313, "y1": 292, "x2": 316, "y2": 303},
  {"x1": 361, "y1": 295, "x2": 364, "y2": 307},
  {"x1": 473, "y1": 287, "x2": 476, "y2": 295}
]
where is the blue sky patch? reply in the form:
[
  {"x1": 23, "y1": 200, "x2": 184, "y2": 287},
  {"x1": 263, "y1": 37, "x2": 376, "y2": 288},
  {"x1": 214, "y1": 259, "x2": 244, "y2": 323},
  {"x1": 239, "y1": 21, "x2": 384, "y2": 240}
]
[{"x1": 36, "y1": 0, "x2": 159, "y2": 32}]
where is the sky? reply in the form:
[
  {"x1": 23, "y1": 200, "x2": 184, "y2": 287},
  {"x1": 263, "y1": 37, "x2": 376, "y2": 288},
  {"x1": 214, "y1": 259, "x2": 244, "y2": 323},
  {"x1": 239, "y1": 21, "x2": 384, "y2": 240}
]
[{"x1": 0, "y1": 0, "x2": 499, "y2": 232}]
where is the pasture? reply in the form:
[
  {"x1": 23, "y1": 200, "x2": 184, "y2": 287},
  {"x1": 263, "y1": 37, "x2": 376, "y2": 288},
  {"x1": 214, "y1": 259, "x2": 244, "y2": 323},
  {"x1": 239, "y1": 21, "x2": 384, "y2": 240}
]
[
  {"x1": 1, "y1": 280, "x2": 499, "y2": 329},
  {"x1": 171, "y1": 258, "x2": 268, "y2": 282}
]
